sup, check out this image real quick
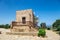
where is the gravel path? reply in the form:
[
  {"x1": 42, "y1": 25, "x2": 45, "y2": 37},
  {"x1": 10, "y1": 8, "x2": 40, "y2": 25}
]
[
  {"x1": 0, "y1": 28, "x2": 60, "y2": 40},
  {"x1": 45, "y1": 30, "x2": 60, "y2": 40}
]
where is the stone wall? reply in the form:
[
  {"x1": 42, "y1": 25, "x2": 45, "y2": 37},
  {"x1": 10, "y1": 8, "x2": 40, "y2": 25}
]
[
  {"x1": 16, "y1": 9, "x2": 34, "y2": 23},
  {"x1": 6, "y1": 32, "x2": 38, "y2": 36},
  {"x1": 11, "y1": 26, "x2": 30, "y2": 32}
]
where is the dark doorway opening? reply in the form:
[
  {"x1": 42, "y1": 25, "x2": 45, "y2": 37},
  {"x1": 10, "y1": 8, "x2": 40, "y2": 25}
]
[{"x1": 22, "y1": 17, "x2": 26, "y2": 24}]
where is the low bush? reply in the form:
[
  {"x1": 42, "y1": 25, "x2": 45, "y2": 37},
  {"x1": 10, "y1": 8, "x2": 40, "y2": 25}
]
[
  {"x1": 38, "y1": 29, "x2": 46, "y2": 37},
  {"x1": 47, "y1": 27, "x2": 50, "y2": 30}
]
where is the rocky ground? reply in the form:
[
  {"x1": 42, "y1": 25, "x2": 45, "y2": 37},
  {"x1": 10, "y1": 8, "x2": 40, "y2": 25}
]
[{"x1": 0, "y1": 28, "x2": 60, "y2": 40}]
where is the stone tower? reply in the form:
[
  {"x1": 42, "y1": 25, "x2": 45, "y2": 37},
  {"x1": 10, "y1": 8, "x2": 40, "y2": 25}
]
[{"x1": 11, "y1": 9, "x2": 35, "y2": 32}]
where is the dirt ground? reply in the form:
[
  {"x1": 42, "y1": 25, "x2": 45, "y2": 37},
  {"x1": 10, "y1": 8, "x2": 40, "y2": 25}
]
[{"x1": 0, "y1": 28, "x2": 60, "y2": 40}]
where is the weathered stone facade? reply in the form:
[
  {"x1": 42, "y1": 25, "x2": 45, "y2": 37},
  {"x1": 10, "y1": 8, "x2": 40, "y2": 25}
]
[
  {"x1": 16, "y1": 9, "x2": 33, "y2": 23},
  {"x1": 11, "y1": 9, "x2": 36, "y2": 32}
]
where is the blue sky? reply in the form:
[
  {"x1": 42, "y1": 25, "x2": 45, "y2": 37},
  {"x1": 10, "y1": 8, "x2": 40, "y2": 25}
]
[{"x1": 0, "y1": 0, "x2": 60, "y2": 25}]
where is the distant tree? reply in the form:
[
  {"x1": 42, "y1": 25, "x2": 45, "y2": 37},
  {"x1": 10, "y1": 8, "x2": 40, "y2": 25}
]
[
  {"x1": 4, "y1": 24, "x2": 10, "y2": 29},
  {"x1": 0, "y1": 25, "x2": 4, "y2": 28},
  {"x1": 40, "y1": 23, "x2": 46, "y2": 28},
  {"x1": 0, "y1": 24, "x2": 10, "y2": 29},
  {"x1": 34, "y1": 15, "x2": 38, "y2": 27},
  {"x1": 52, "y1": 19, "x2": 60, "y2": 31},
  {"x1": 57, "y1": 25, "x2": 60, "y2": 31}
]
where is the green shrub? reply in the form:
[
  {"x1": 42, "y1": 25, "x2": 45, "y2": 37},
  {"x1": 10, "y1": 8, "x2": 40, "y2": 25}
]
[
  {"x1": 47, "y1": 27, "x2": 50, "y2": 30},
  {"x1": 38, "y1": 29, "x2": 46, "y2": 37}
]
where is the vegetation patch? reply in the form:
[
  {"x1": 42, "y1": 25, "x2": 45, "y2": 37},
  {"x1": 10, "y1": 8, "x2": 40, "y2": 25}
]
[
  {"x1": 52, "y1": 19, "x2": 60, "y2": 35},
  {"x1": 47, "y1": 27, "x2": 51, "y2": 30},
  {"x1": 0, "y1": 24, "x2": 10, "y2": 29},
  {"x1": 38, "y1": 29, "x2": 46, "y2": 37}
]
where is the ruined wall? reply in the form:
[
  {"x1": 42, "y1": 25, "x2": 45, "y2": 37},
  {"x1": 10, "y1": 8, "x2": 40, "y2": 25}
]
[{"x1": 11, "y1": 26, "x2": 30, "y2": 32}]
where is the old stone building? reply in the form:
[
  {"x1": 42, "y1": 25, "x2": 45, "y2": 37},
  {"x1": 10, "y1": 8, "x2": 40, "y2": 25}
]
[{"x1": 11, "y1": 9, "x2": 37, "y2": 32}]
